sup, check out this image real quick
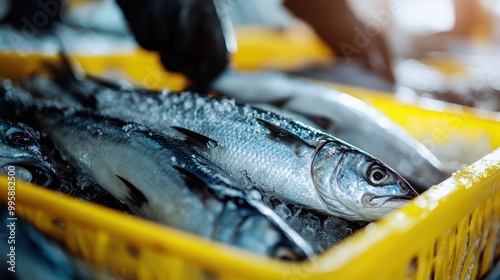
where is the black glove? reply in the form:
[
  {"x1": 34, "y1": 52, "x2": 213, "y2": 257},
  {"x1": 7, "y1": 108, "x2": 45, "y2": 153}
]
[
  {"x1": 1, "y1": 0, "x2": 62, "y2": 35},
  {"x1": 285, "y1": 0, "x2": 395, "y2": 84},
  {"x1": 117, "y1": 0, "x2": 229, "y2": 85}
]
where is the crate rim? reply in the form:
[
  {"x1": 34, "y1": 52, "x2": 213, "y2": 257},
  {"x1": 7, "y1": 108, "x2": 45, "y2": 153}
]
[{"x1": 2, "y1": 146, "x2": 500, "y2": 278}]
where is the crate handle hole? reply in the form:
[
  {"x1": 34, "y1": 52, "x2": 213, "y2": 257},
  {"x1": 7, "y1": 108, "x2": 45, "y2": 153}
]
[
  {"x1": 51, "y1": 217, "x2": 66, "y2": 228},
  {"x1": 126, "y1": 245, "x2": 140, "y2": 258}
]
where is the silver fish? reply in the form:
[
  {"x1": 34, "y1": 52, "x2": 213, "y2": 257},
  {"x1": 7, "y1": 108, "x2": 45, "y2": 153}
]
[
  {"x1": 36, "y1": 75, "x2": 418, "y2": 222},
  {"x1": 0, "y1": 118, "x2": 56, "y2": 187},
  {"x1": 211, "y1": 70, "x2": 450, "y2": 192},
  {"x1": 0, "y1": 81, "x2": 134, "y2": 213},
  {"x1": 37, "y1": 108, "x2": 315, "y2": 261}
]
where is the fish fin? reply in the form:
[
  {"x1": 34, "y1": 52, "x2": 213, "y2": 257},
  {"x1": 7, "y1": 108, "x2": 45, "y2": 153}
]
[
  {"x1": 255, "y1": 118, "x2": 312, "y2": 157},
  {"x1": 171, "y1": 126, "x2": 219, "y2": 149},
  {"x1": 85, "y1": 74, "x2": 124, "y2": 91},
  {"x1": 116, "y1": 175, "x2": 149, "y2": 209},
  {"x1": 41, "y1": 50, "x2": 83, "y2": 83},
  {"x1": 173, "y1": 166, "x2": 216, "y2": 205},
  {"x1": 40, "y1": 51, "x2": 98, "y2": 109},
  {"x1": 174, "y1": 166, "x2": 247, "y2": 204}
]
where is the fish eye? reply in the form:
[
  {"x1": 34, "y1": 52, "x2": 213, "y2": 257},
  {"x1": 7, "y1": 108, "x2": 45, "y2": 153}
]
[
  {"x1": 367, "y1": 164, "x2": 389, "y2": 185},
  {"x1": 6, "y1": 129, "x2": 36, "y2": 148},
  {"x1": 275, "y1": 247, "x2": 298, "y2": 261}
]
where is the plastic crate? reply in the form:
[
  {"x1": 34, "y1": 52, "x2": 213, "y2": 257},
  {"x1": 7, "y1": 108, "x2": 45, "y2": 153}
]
[
  {"x1": 1, "y1": 81, "x2": 500, "y2": 279},
  {"x1": 1, "y1": 29, "x2": 499, "y2": 277}
]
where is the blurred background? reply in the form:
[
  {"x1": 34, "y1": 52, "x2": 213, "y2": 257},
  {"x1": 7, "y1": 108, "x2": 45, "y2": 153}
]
[
  {"x1": 287, "y1": 0, "x2": 500, "y2": 111},
  {"x1": 1, "y1": 0, "x2": 500, "y2": 109}
]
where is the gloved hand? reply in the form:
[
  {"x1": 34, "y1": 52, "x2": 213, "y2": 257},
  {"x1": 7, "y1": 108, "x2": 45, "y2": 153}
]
[
  {"x1": 0, "y1": 0, "x2": 62, "y2": 34},
  {"x1": 117, "y1": 0, "x2": 229, "y2": 86},
  {"x1": 285, "y1": 0, "x2": 395, "y2": 84}
]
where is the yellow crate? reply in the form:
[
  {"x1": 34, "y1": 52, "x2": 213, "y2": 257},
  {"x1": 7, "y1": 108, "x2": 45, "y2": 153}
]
[
  {"x1": 0, "y1": 29, "x2": 499, "y2": 277},
  {"x1": 1, "y1": 80, "x2": 500, "y2": 279}
]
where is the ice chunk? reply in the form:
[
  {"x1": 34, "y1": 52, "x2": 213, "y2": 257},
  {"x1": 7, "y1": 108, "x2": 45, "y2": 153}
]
[
  {"x1": 76, "y1": 173, "x2": 95, "y2": 191},
  {"x1": 273, "y1": 204, "x2": 291, "y2": 220},
  {"x1": 271, "y1": 203, "x2": 366, "y2": 254}
]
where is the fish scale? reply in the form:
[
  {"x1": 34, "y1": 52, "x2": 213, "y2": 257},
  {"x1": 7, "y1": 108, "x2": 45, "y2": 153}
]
[
  {"x1": 211, "y1": 70, "x2": 450, "y2": 192},
  {"x1": 74, "y1": 86, "x2": 417, "y2": 222},
  {"x1": 18, "y1": 74, "x2": 418, "y2": 221},
  {"x1": 34, "y1": 107, "x2": 315, "y2": 260},
  {"x1": 149, "y1": 93, "x2": 323, "y2": 207}
]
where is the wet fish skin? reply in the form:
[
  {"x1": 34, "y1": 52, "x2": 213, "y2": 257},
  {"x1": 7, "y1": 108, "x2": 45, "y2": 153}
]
[
  {"x1": 3, "y1": 78, "x2": 364, "y2": 253},
  {"x1": 0, "y1": 117, "x2": 56, "y2": 187},
  {"x1": 0, "y1": 81, "x2": 132, "y2": 212},
  {"x1": 211, "y1": 70, "x2": 450, "y2": 192},
  {"x1": 40, "y1": 76, "x2": 418, "y2": 222},
  {"x1": 310, "y1": 140, "x2": 416, "y2": 220},
  {"x1": 37, "y1": 108, "x2": 315, "y2": 261},
  {"x1": 106, "y1": 92, "x2": 416, "y2": 221}
]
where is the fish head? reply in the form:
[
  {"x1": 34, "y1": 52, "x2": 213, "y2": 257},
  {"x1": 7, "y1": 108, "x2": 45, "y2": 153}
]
[
  {"x1": 0, "y1": 119, "x2": 57, "y2": 187},
  {"x1": 311, "y1": 140, "x2": 417, "y2": 221},
  {"x1": 234, "y1": 200, "x2": 316, "y2": 261}
]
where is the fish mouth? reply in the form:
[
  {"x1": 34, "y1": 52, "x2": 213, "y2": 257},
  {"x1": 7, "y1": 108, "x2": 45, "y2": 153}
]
[
  {"x1": 361, "y1": 193, "x2": 415, "y2": 208},
  {"x1": 1, "y1": 160, "x2": 58, "y2": 188}
]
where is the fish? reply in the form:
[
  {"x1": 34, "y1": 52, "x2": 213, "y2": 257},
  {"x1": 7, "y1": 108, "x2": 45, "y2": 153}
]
[
  {"x1": 0, "y1": 117, "x2": 56, "y2": 187},
  {"x1": 35, "y1": 107, "x2": 315, "y2": 261},
  {"x1": 0, "y1": 81, "x2": 131, "y2": 213},
  {"x1": 25, "y1": 73, "x2": 418, "y2": 222},
  {"x1": 0, "y1": 207, "x2": 115, "y2": 280},
  {"x1": 211, "y1": 70, "x2": 450, "y2": 192},
  {"x1": 3, "y1": 77, "x2": 363, "y2": 254}
]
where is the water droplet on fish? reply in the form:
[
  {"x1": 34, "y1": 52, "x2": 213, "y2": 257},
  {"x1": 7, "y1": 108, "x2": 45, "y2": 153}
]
[
  {"x1": 204, "y1": 140, "x2": 216, "y2": 148},
  {"x1": 79, "y1": 153, "x2": 91, "y2": 167},
  {"x1": 249, "y1": 189, "x2": 262, "y2": 200},
  {"x1": 122, "y1": 124, "x2": 134, "y2": 132}
]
